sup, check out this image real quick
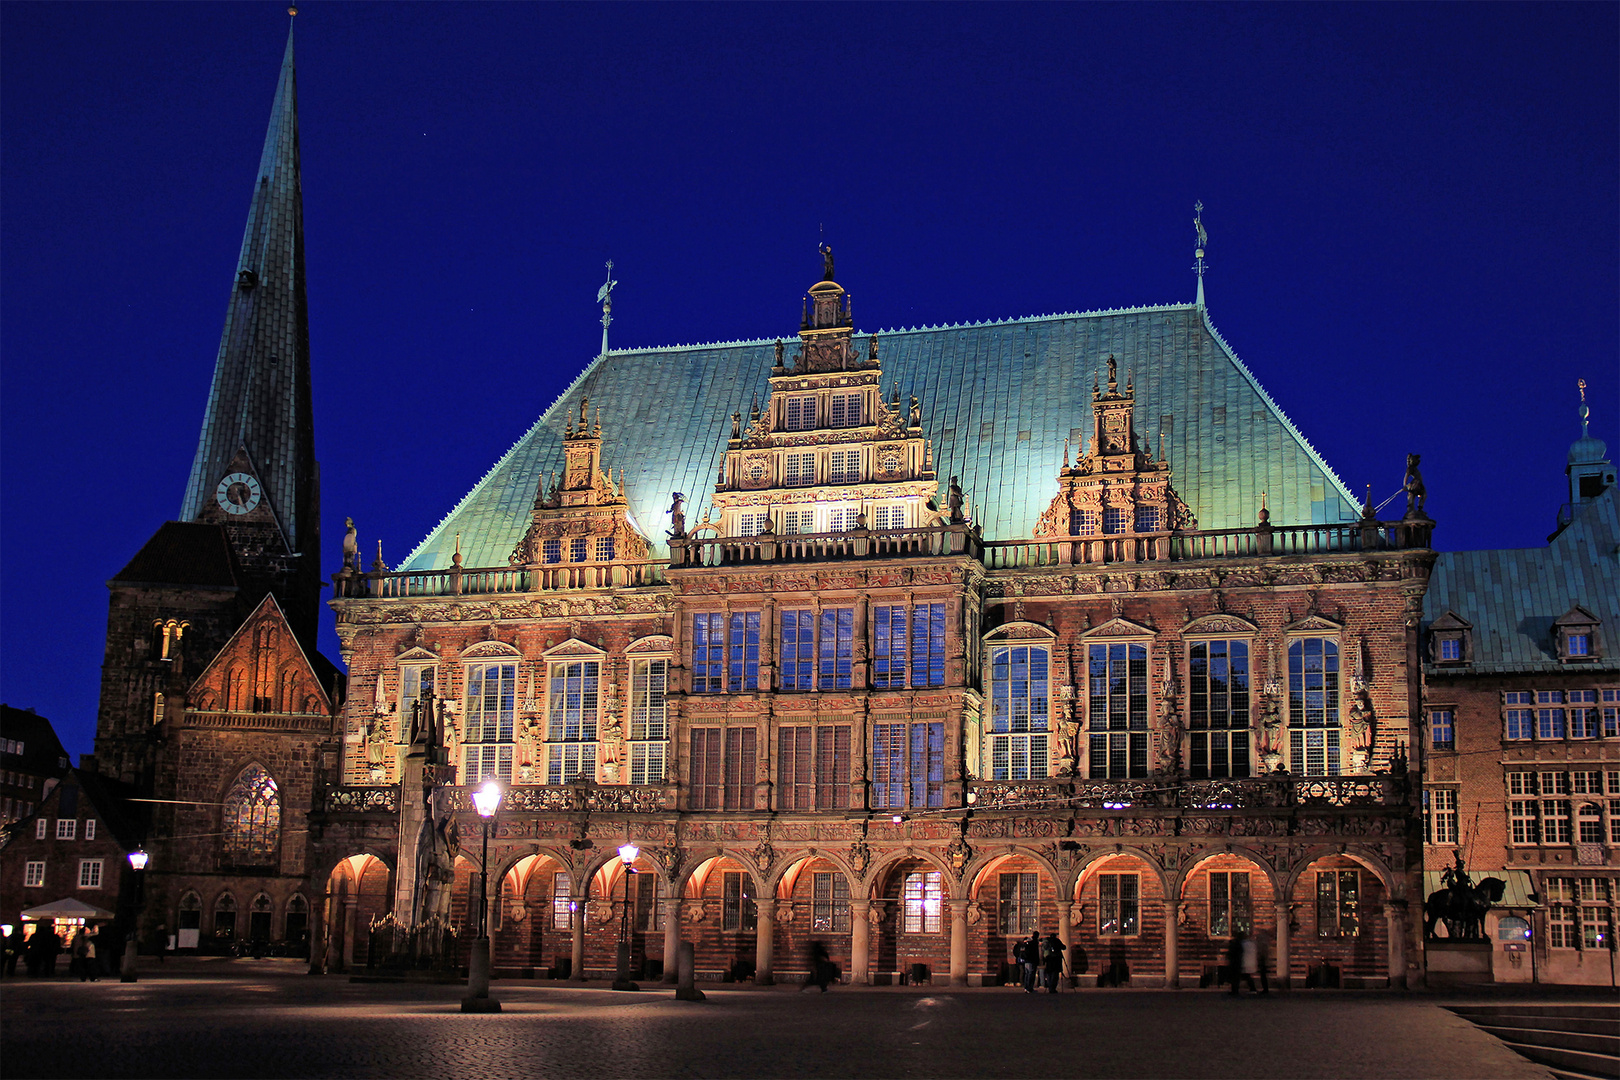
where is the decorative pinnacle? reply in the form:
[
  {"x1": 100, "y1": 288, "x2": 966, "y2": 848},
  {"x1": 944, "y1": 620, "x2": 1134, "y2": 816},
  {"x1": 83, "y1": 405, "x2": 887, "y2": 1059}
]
[{"x1": 1578, "y1": 378, "x2": 1590, "y2": 432}]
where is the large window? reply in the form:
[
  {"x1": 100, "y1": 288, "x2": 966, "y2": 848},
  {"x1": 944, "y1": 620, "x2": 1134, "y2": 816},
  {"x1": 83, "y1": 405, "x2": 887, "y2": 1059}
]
[
  {"x1": 464, "y1": 662, "x2": 517, "y2": 784},
  {"x1": 1288, "y1": 638, "x2": 1340, "y2": 776},
  {"x1": 1505, "y1": 691, "x2": 1534, "y2": 740},
  {"x1": 78, "y1": 859, "x2": 102, "y2": 889},
  {"x1": 874, "y1": 604, "x2": 946, "y2": 689},
  {"x1": 221, "y1": 764, "x2": 280, "y2": 866},
  {"x1": 690, "y1": 727, "x2": 757, "y2": 811},
  {"x1": 723, "y1": 871, "x2": 757, "y2": 931},
  {"x1": 1424, "y1": 788, "x2": 1459, "y2": 845},
  {"x1": 634, "y1": 872, "x2": 666, "y2": 932},
  {"x1": 628, "y1": 658, "x2": 668, "y2": 786},
  {"x1": 546, "y1": 660, "x2": 599, "y2": 784},
  {"x1": 1315, "y1": 870, "x2": 1359, "y2": 937},
  {"x1": 1088, "y1": 642, "x2": 1148, "y2": 778},
  {"x1": 691, "y1": 613, "x2": 759, "y2": 693},
  {"x1": 990, "y1": 644, "x2": 1050, "y2": 780},
  {"x1": 1540, "y1": 771, "x2": 1572, "y2": 843},
  {"x1": 902, "y1": 871, "x2": 943, "y2": 933},
  {"x1": 400, "y1": 665, "x2": 436, "y2": 739},
  {"x1": 999, "y1": 872, "x2": 1038, "y2": 934},
  {"x1": 784, "y1": 453, "x2": 816, "y2": 486},
  {"x1": 779, "y1": 725, "x2": 851, "y2": 810},
  {"x1": 1208, "y1": 871, "x2": 1251, "y2": 937},
  {"x1": 1508, "y1": 772, "x2": 1539, "y2": 844},
  {"x1": 1188, "y1": 639, "x2": 1250, "y2": 778},
  {"x1": 871, "y1": 722, "x2": 944, "y2": 809},
  {"x1": 1098, "y1": 873, "x2": 1139, "y2": 935},
  {"x1": 1537, "y1": 691, "x2": 1566, "y2": 739},
  {"x1": 829, "y1": 392, "x2": 862, "y2": 428},
  {"x1": 552, "y1": 872, "x2": 573, "y2": 931},
  {"x1": 785, "y1": 397, "x2": 817, "y2": 431},
  {"x1": 812, "y1": 872, "x2": 850, "y2": 932},
  {"x1": 829, "y1": 449, "x2": 860, "y2": 485},
  {"x1": 214, "y1": 894, "x2": 237, "y2": 940},
  {"x1": 780, "y1": 609, "x2": 854, "y2": 690},
  {"x1": 24, "y1": 861, "x2": 44, "y2": 888}
]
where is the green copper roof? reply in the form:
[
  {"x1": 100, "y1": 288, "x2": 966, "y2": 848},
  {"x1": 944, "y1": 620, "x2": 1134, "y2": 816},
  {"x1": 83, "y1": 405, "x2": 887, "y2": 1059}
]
[
  {"x1": 179, "y1": 25, "x2": 317, "y2": 558},
  {"x1": 403, "y1": 301, "x2": 1360, "y2": 571},
  {"x1": 1423, "y1": 486, "x2": 1619, "y2": 674}
]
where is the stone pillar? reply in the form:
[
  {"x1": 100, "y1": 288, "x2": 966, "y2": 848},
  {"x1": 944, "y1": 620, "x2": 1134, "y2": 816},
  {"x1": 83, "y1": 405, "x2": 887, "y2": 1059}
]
[
  {"x1": 571, "y1": 901, "x2": 586, "y2": 980},
  {"x1": 662, "y1": 894, "x2": 682, "y2": 984},
  {"x1": 850, "y1": 901, "x2": 871, "y2": 985},
  {"x1": 1056, "y1": 900, "x2": 1073, "y2": 980},
  {"x1": 341, "y1": 895, "x2": 358, "y2": 971},
  {"x1": 1274, "y1": 901, "x2": 1291, "y2": 991},
  {"x1": 307, "y1": 891, "x2": 326, "y2": 975},
  {"x1": 948, "y1": 900, "x2": 969, "y2": 986},
  {"x1": 1163, "y1": 900, "x2": 1180, "y2": 988},
  {"x1": 1384, "y1": 903, "x2": 1407, "y2": 990},
  {"x1": 755, "y1": 901, "x2": 776, "y2": 985}
]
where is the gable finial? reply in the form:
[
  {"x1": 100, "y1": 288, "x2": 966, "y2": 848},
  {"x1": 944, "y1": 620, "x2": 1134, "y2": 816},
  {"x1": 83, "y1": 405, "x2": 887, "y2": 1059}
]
[
  {"x1": 1193, "y1": 200, "x2": 1208, "y2": 309},
  {"x1": 597, "y1": 260, "x2": 616, "y2": 358}
]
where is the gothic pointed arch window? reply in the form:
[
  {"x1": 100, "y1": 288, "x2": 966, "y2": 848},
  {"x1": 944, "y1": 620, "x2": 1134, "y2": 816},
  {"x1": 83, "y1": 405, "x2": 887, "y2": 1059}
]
[{"x1": 221, "y1": 764, "x2": 281, "y2": 867}]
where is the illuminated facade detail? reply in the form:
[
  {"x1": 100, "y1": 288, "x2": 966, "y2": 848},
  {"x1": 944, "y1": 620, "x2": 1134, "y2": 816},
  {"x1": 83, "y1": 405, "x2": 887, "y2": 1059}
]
[{"x1": 222, "y1": 764, "x2": 281, "y2": 866}]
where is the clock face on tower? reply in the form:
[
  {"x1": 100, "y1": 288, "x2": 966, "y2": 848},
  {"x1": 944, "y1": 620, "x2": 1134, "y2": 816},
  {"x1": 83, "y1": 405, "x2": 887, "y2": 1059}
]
[{"x1": 215, "y1": 471, "x2": 262, "y2": 515}]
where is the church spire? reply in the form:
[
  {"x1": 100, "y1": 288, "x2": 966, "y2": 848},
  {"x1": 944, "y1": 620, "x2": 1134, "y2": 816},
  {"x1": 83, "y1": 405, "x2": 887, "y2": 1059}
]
[{"x1": 177, "y1": 19, "x2": 321, "y2": 641}]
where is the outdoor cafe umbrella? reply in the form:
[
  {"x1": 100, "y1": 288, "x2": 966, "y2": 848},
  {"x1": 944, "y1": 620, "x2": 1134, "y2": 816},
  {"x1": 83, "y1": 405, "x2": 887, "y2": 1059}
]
[{"x1": 20, "y1": 898, "x2": 116, "y2": 921}]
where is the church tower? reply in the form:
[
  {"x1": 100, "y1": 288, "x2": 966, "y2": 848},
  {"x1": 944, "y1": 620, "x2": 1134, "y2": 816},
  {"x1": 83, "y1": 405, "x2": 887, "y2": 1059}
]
[{"x1": 178, "y1": 23, "x2": 322, "y2": 648}]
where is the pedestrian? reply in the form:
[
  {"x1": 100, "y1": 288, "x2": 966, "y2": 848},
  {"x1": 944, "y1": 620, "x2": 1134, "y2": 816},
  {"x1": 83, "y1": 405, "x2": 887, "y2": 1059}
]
[
  {"x1": 1228, "y1": 930, "x2": 1257, "y2": 995},
  {"x1": 71, "y1": 928, "x2": 90, "y2": 981},
  {"x1": 802, "y1": 940, "x2": 833, "y2": 992},
  {"x1": 43, "y1": 923, "x2": 62, "y2": 977},
  {"x1": 1041, "y1": 932, "x2": 1064, "y2": 993},
  {"x1": 1022, "y1": 930, "x2": 1041, "y2": 993},
  {"x1": 152, "y1": 923, "x2": 169, "y2": 964},
  {"x1": 86, "y1": 926, "x2": 101, "y2": 981},
  {"x1": 1254, "y1": 930, "x2": 1271, "y2": 995}
]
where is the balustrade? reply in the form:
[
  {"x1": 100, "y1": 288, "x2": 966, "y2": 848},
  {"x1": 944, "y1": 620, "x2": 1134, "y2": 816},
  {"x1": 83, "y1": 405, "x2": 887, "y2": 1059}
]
[
  {"x1": 967, "y1": 773, "x2": 1405, "y2": 811},
  {"x1": 333, "y1": 560, "x2": 665, "y2": 599}
]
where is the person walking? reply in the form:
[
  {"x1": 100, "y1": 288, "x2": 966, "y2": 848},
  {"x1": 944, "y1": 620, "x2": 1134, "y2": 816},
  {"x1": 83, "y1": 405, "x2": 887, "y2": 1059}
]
[
  {"x1": 1041, "y1": 932, "x2": 1064, "y2": 993},
  {"x1": 1228, "y1": 930, "x2": 1258, "y2": 995},
  {"x1": 71, "y1": 928, "x2": 90, "y2": 981},
  {"x1": 1022, "y1": 930, "x2": 1041, "y2": 993},
  {"x1": 85, "y1": 926, "x2": 102, "y2": 981},
  {"x1": 1254, "y1": 930, "x2": 1271, "y2": 994}
]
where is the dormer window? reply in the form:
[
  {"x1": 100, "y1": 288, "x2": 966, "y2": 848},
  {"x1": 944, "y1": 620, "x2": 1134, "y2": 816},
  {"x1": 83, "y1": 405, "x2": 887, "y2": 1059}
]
[
  {"x1": 1553, "y1": 605, "x2": 1602, "y2": 664},
  {"x1": 1427, "y1": 611, "x2": 1473, "y2": 666}
]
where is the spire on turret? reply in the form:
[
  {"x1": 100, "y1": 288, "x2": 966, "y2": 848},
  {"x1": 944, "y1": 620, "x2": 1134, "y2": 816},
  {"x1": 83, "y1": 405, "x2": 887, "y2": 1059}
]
[
  {"x1": 177, "y1": 19, "x2": 320, "y2": 644},
  {"x1": 1193, "y1": 200, "x2": 1208, "y2": 309},
  {"x1": 1566, "y1": 377, "x2": 1614, "y2": 509}
]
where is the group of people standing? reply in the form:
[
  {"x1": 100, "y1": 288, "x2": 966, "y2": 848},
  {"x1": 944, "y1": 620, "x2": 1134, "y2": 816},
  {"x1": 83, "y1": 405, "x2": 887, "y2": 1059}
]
[
  {"x1": 1013, "y1": 931, "x2": 1066, "y2": 993},
  {"x1": 2, "y1": 922, "x2": 109, "y2": 980}
]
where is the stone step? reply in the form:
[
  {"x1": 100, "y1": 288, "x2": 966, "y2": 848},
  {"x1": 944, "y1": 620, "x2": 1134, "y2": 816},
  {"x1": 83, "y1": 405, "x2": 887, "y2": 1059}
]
[
  {"x1": 1498, "y1": 1042, "x2": 1619, "y2": 1080},
  {"x1": 1450, "y1": 1004, "x2": 1620, "y2": 1022},
  {"x1": 1476, "y1": 1025, "x2": 1619, "y2": 1059}
]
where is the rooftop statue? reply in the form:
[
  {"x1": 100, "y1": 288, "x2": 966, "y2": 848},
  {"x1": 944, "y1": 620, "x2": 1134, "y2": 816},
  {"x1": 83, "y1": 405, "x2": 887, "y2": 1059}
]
[{"x1": 819, "y1": 242, "x2": 834, "y2": 281}]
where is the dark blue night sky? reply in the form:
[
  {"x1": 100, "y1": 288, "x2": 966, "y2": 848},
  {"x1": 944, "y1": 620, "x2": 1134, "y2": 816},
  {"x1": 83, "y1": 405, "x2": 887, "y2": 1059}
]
[{"x1": 2, "y1": 2, "x2": 1615, "y2": 757}]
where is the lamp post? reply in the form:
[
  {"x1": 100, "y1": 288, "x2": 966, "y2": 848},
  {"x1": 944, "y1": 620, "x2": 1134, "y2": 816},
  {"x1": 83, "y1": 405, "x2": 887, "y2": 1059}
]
[
  {"x1": 612, "y1": 843, "x2": 640, "y2": 991},
  {"x1": 461, "y1": 781, "x2": 502, "y2": 1012},
  {"x1": 121, "y1": 849, "x2": 148, "y2": 983}
]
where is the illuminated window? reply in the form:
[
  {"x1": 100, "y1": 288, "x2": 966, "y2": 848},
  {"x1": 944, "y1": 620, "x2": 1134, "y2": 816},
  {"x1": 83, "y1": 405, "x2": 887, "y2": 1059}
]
[
  {"x1": 1098, "y1": 873, "x2": 1139, "y2": 935},
  {"x1": 56, "y1": 819, "x2": 76, "y2": 840},
  {"x1": 992, "y1": 645, "x2": 1050, "y2": 780},
  {"x1": 785, "y1": 397, "x2": 817, "y2": 431},
  {"x1": 1209, "y1": 871, "x2": 1252, "y2": 937},
  {"x1": 784, "y1": 453, "x2": 816, "y2": 486},
  {"x1": 812, "y1": 872, "x2": 850, "y2": 933},
  {"x1": 152, "y1": 693, "x2": 166, "y2": 726},
  {"x1": 723, "y1": 871, "x2": 757, "y2": 931},
  {"x1": 1288, "y1": 638, "x2": 1340, "y2": 776},
  {"x1": 871, "y1": 722, "x2": 944, "y2": 810},
  {"x1": 737, "y1": 512, "x2": 768, "y2": 537},
  {"x1": 24, "y1": 861, "x2": 44, "y2": 887},
  {"x1": 222, "y1": 765, "x2": 280, "y2": 865},
  {"x1": 1315, "y1": 869, "x2": 1359, "y2": 937},
  {"x1": 828, "y1": 393, "x2": 861, "y2": 428},
  {"x1": 778, "y1": 725, "x2": 850, "y2": 810},
  {"x1": 829, "y1": 450, "x2": 860, "y2": 484},
  {"x1": 827, "y1": 505, "x2": 860, "y2": 531},
  {"x1": 1189, "y1": 639, "x2": 1251, "y2": 778},
  {"x1": 872, "y1": 504, "x2": 906, "y2": 530},
  {"x1": 1088, "y1": 642, "x2": 1147, "y2": 779},
  {"x1": 464, "y1": 663, "x2": 517, "y2": 784},
  {"x1": 546, "y1": 660, "x2": 599, "y2": 785},
  {"x1": 903, "y1": 871, "x2": 943, "y2": 933},
  {"x1": 628, "y1": 659, "x2": 668, "y2": 786},
  {"x1": 999, "y1": 872, "x2": 1038, "y2": 934},
  {"x1": 1438, "y1": 637, "x2": 1462, "y2": 661},
  {"x1": 399, "y1": 664, "x2": 436, "y2": 740},
  {"x1": 873, "y1": 604, "x2": 946, "y2": 689},
  {"x1": 551, "y1": 873, "x2": 573, "y2": 931}
]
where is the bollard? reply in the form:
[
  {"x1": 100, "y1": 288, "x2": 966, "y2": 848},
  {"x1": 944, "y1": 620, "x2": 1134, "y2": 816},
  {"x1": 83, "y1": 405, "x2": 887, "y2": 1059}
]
[
  {"x1": 675, "y1": 940, "x2": 705, "y2": 1002},
  {"x1": 612, "y1": 942, "x2": 639, "y2": 991},
  {"x1": 461, "y1": 937, "x2": 501, "y2": 1012}
]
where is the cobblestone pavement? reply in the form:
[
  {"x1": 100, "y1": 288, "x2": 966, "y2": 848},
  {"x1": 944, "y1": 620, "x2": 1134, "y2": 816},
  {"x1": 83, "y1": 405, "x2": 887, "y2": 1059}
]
[{"x1": 0, "y1": 959, "x2": 1560, "y2": 1079}]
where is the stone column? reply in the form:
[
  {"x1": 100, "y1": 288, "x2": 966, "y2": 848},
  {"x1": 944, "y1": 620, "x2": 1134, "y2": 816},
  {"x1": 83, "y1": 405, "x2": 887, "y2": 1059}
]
[
  {"x1": 1056, "y1": 900, "x2": 1073, "y2": 980},
  {"x1": 850, "y1": 901, "x2": 871, "y2": 985},
  {"x1": 948, "y1": 899, "x2": 969, "y2": 986},
  {"x1": 570, "y1": 900, "x2": 586, "y2": 980},
  {"x1": 1163, "y1": 900, "x2": 1180, "y2": 988},
  {"x1": 341, "y1": 895, "x2": 358, "y2": 971},
  {"x1": 755, "y1": 900, "x2": 776, "y2": 985},
  {"x1": 662, "y1": 890, "x2": 682, "y2": 984},
  {"x1": 1384, "y1": 903, "x2": 1407, "y2": 990},
  {"x1": 307, "y1": 891, "x2": 326, "y2": 975},
  {"x1": 1274, "y1": 901, "x2": 1291, "y2": 991}
]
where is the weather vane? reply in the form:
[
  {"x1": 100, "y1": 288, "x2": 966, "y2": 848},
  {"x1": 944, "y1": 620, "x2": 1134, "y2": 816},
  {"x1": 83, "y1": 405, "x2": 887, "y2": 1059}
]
[
  {"x1": 597, "y1": 260, "x2": 617, "y2": 358},
  {"x1": 1193, "y1": 200, "x2": 1209, "y2": 308}
]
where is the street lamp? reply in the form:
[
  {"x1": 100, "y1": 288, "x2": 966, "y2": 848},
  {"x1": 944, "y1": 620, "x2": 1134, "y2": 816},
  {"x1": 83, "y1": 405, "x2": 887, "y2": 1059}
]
[
  {"x1": 612, "y1": 843, "x2": 640, "y2": 991},
  {"x1": 121, "y1": 849, "x2": 149, "y2": 983},
  {"x1": 461, "y1": 781, "x2": 503, "y2": 1013}
]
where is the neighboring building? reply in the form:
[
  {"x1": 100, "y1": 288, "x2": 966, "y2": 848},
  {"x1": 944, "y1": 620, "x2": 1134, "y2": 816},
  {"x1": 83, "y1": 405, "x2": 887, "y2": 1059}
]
[
  {"x1": 0, "y1": 706, "x2": 71, "y2": 828},
  {"x1": 85, "y1": 24, "x2": 340, "y2": 957},
  {"x1": 0, "y1": 768, "x2": 144, "y2": 952},
  {"x1": 1420, "y1": 393, "x2": 1618, "y2": 985},
  {"x1": 314, "y1": 245, "x2": 1435, "y2": 988}
]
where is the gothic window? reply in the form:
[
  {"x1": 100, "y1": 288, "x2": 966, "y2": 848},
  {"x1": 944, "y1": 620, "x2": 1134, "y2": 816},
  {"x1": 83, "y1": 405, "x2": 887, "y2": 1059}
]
[
  {"x1": 464, "y1": 663, "x2": 517, "y2": 784},
  {"x1": 778, "y1": 725, "x2": 850, "y2": 810},
  {"x1": 284, "y1": 895, "x2": 309, "y2": 943},
  {"x1": 179, "y1": 892, "x2": 202, "y2": 932},
  {"x1": 221, "y1": 765, "x2": 280, "y2": 866},
  {"x1": 873, "y1": 603, "x2": 946, "y2": 689},
  {"x1": 223, "y1": 663, "x2": 249, "y2": 713},
  {"x1": 785, "y1": 397, "x2": 817, "y2": 431},
  {"x1": 689, "y1": 727, "x2": 756, "y2": 811},
  {"x1": 784, "y1": 453, "x2": 816, "y2": 487},
  {"x1": 829, "y1": 450, "x2": 860, "y2": 485},
  {"x1": 1423, "y1": 788, "x2": 1459, "y2": 845},
  {"x1": 722, "y1": 871, "x2": 757, "y2": 931},
  {"x1": 1315, "y1": 870, "x2": 1359, "y2": 937},
  {"x1": 1098, "y1": 873, "x2": 1139, "y2": 935},
  {"x1": 628, "y1": 658, "x2": 668, "y2": 786},
  {"x1": 277, "y1": 668, "x2": 298, "y2": 713},
  {"x1": 214, "y1": 893, "x2": 238, "y2": 940},
  {"x1": 1208, "y1": 871, "x2": 1251, "y2": 937},
  {"x1": 812, "y1": 872, "x2": 850, "y2": 933},
  {"x1": 546, "y1": 660, "x2": 599, "y2": 785},
  {"x1": 902, "y1": 871, "x2": 943, "y2": 933},
  {"x1": 1088, "y1": 643, "x2": 1148, "y2": 779},
  {"x1": 1188, "y1": 639, "x2": 1251, "y2": 778},
  {"x1": 249, "y1": 894, "x2": 273, "y2": 941},
  {"x1": 990, "y1": 645, "x2": 1050, "y2": 780},
  {"x1": 999, "y1": 872, "x2": 1038, "y2": 934},
  {"x1": 1288, "y1": 638, "x2": 1340, "y2": 776}
]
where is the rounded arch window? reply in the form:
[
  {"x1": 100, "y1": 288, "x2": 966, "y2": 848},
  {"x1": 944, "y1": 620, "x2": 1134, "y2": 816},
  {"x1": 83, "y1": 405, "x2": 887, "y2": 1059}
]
[
  {"x1": 1498, "y1": 915, "x2": 1530, "y2": 941},
  {"x1": 221, "y1": 764, "x2": 281, "y2": 866}
]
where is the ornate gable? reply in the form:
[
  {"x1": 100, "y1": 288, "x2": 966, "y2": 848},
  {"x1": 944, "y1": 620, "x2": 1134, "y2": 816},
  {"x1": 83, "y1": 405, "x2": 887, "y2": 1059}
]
[
  {"x1": 511, "y1": 398, "x2": 652, "y2": 567},
  {"x1": 625, "y1": 634, "x2": 674, "y2": 655},
  {"x1": 1182, "y1": 613, "x2": 1259, "y2": 637},
  {"x1": 461, "y1": 639, "x2": 521, "y2": 660},
  {"x1": 984, "y1": 620, "x2": 1057, "y2": 643},
  {"x1": 1283, "y1": 614, "x2": 1343, "y2": 634},
  {"x1": 541, "y1": 637, "x2": 607, "y2": 660},
  {"x1": 186, "y1": 594, "x2": 333, "y2": 717},
  {"x1": 1080, "y1": 616, "x2": 1157, "y2": 640},
  {"x1": 395, "y1": 645, "x2": 440, "y2": 663}
]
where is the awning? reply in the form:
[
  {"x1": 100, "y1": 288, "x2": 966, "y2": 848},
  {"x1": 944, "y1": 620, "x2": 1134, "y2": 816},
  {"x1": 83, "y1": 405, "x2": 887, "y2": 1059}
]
[
  {"x1": 1422, "y1": 870, "x2": 1539, "y2": 908},
  {"x1": 20, "y1": 898, "x2": 117, "y2": 921}
]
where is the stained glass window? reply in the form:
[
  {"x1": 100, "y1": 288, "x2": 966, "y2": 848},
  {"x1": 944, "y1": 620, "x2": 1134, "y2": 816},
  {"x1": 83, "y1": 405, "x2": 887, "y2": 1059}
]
[{"x1": 222, "y1": 765, "x2": 280, "y2": 865}]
